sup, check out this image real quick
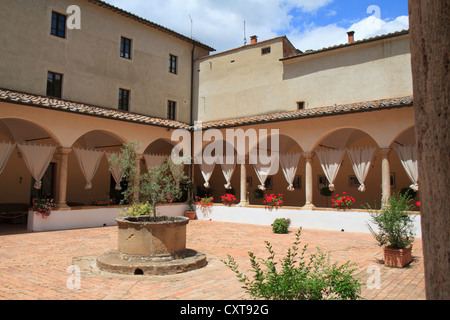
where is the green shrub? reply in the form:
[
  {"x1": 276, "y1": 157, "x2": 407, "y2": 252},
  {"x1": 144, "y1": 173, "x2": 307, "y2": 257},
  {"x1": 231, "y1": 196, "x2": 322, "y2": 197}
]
[
  {"x1": 121, "y1": 202, "x2": 154, "y2": 217},
  {"x1": 272, "y1": 218, "x2": 290, "y2": 234},
  {"x1": 222, "y1": 228, "x2": 362, "y2": 300},
  {"x1": 366, "y1": 192, "x2": 416, "y2": 249}
]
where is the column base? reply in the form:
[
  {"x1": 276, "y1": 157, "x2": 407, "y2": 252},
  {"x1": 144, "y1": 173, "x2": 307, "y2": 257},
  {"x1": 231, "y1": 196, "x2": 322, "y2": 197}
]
[
  {"x1": 238, "y1": 202, "x2": 248, "y2": 207},
  {"x1": 302, "y1": 204, "x2": 316, "y2": 210}
]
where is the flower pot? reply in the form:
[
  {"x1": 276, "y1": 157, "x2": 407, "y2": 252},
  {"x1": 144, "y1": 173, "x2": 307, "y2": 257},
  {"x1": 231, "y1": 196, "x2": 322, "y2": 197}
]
[
  {"x1": 184, "y1": 211, "x2": 196, "y2": 220},
  {"x1": 384, "y1": 246, "x2": 413, "y2": 268}
]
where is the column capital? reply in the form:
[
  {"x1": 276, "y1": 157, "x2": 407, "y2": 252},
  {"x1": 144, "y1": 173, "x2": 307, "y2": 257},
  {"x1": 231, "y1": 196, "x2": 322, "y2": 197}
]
[
  {"x1": 57, "y1": 147, "x2": 72, "y2": 155},
  {"x1": 379, "y1": 148, "x2": 391, "y2": 156},
  {"x1": 303, "y1": 152, "x2": 315, "y2": 160}
]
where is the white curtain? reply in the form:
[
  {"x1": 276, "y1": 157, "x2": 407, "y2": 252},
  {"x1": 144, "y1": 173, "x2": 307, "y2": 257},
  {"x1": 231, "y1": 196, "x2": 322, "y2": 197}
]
[
  {"x1": 316, "y1": 149, "x2": 346, "y2": 192},
  {"x1": 280, "y1": 153, "x2": 302, "y2": 191},
  {"x1": 220, "y1": 154, "x2": 236, "y2": 190},
  {"x1": 18, "y1": 144, "x2": 56, "y2": 189},
  {"x1": 395, "y1": 145, "x2": 419, "y2": 191},
  {"x1": 74, "y1": 148, "x2": 105, "y2": 190},
  {"x1": 198, "y1": 155, "x2": 217, "y2": 188},
  {"x1": 0, "y1": 142, "x2": 15, "y2": 175},
  {"x1": 105, "y1": 153, "x2": 125, "y2": 191},
  {"x1": 144, "y1": 154, "x2": 167, "y2": 170},
  {"x1": 253, "y1": 154, "x2": 279, "y2": 190},
  {"x1": 347, "y1": 147, "x2": 376, "y2": 192}
]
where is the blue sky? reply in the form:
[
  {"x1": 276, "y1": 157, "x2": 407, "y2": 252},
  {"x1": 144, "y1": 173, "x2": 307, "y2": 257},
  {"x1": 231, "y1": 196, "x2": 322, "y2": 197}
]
[{"x1": 105, "y1": 0, "x2": 409, "y2": 52}]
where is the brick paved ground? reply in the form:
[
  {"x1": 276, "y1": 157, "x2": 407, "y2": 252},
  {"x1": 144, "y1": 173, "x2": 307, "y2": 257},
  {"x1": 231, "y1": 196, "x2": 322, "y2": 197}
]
[{"x1": 0, "y1": 220, "x2": 425, "y2": 301}]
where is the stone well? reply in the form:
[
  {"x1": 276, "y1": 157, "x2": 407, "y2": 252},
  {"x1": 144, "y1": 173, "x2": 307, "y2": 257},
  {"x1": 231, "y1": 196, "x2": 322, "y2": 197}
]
[{"x1": 96, "y1": 216, "x2": 207, "y2": 275}]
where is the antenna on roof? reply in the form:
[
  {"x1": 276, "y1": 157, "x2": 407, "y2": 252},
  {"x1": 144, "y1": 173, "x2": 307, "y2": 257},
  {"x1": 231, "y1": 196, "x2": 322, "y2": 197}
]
[
  {"x1": 189, "y1": 14, "x2": 193, "y2": 39},
  {"x1": 244, "y1": 20, "x2": 247, "y2": 45}
]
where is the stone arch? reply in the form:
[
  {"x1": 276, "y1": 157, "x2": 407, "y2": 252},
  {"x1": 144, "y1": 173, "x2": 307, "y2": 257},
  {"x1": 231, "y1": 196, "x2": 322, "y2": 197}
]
[
  {"x1": 0, "y1": 117, "x2": 61, "y2": 146},
  {"x1": 312, "y1": 127, "x2": 380, "y2": 152}
]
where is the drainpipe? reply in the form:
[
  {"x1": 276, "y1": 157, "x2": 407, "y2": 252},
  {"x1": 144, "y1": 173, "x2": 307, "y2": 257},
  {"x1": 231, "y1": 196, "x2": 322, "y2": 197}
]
[{"x1": 189, "y1": 42, "x2": 196, "y2": 202}]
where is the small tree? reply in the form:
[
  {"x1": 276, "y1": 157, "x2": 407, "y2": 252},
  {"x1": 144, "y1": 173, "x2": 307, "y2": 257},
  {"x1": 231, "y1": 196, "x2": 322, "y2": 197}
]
[{"x1": 109, "y1": 142, "x2": 189, "y2": 218}]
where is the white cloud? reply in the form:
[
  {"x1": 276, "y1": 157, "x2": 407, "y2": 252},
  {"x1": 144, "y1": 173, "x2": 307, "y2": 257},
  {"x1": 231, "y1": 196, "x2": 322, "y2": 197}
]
[
  {"x1": 103, "y1": 1, "x2": 408, "y2": 53},
  {"x1": 104, "y1": 0, "x2": 334, "y2": 52},
  {"x1": 288, "y1": 14, "x2": 409, "y2": 52}
]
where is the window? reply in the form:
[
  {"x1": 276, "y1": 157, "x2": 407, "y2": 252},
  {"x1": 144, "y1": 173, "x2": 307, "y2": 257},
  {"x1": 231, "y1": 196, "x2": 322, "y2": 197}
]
[
  {"x1": 47, "y1": 72, "x2": 63, "y2": 98},
  {"x1": 118, "y1": 89, "x2": 130, "y2": 111},
  {"x1": 297, "y1": 101, "x2": 305, "y2": 110},
  {"x1": 261, "y1": 47, "x2": 271, "y2": 55},
  {"x1": 167, "y1": 101, "x2": 177, "y2": 120},
  {"x1": 169, "y1": 54, "x2": 178, "y2": 74},
  {"x1": 51, "y1": 11, "x2": 66, "y2": 38},
  {"x1": 120, "y1": 37, "x2": 132, "y2": 59}
]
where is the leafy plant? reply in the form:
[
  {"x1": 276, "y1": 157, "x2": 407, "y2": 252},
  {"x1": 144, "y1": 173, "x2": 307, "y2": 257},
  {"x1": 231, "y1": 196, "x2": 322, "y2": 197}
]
[
  {"x1": 121, "y1": 202, "x2": 154, "y2": 217},
  {"x1": 109, "y1": 142, "x2": 188, "y2": 218},
  {"x1": 32, "y1": 197, "x2": 56, "y2": 218},
  {"x1": 366, "y1": 192, "x2": 416, "y2": 249},
  {"x1": 223, "y1": 228, "x2": 362, "y2": 300},
  {"x1": 272, "y1": 218, "x2": 290, "y2": 234},
  {"x1": 253, "y1": 189, "x2": 264, "y2": 199}
]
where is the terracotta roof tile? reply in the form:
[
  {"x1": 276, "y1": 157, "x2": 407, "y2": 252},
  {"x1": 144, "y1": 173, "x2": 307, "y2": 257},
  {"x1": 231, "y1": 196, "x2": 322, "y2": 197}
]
[
  {"x1": 0, "y1": 88, "x2": 190, "y2": 130},
  {"x1": 0, "y1": 88, "x2": 413, "y2": 131},
  {"x1": 197, "y1": 96, "x2": 414, "y2": 129}
]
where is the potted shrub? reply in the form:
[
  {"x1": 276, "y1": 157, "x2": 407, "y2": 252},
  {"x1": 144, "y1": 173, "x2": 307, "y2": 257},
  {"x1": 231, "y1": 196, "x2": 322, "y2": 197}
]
[
  {"x1": 272, "y1": 218, "x2": 291, "y2": 234},
  {"x1": 196, "y1": 196, "x2": 214, "y2": 217},
  {"x1": 366, "y1": 192, "x2": 417, "y2": 268},
  {"x1": 184, "y1": 200, "x2": 196, "y2": 220}
]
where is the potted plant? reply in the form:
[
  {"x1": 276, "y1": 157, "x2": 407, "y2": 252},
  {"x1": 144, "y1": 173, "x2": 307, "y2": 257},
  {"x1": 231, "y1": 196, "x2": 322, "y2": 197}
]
[
  {"x1": 366, "y1": 192, "x2": 416, "y2": 268},
  {"x1": 196, "y1": 196, "x2": 214, "y2": 217},
  {"x1": 221, "y1": 193, "x2": 237, "y2": 206},
  {"x1": 32, "y1": 196, "x2": 56, "y2": 218},
  {"x1": 184, "y1": 200, "x2": 196, "y2": 220},
  {"x1": 331, "y1": 192, "x2": 355, "y2": 210}
]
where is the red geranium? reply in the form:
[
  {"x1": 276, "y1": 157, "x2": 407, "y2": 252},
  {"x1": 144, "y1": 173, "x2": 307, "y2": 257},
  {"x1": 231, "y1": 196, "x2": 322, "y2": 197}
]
[
  {"x1": 331, "y1": 192, "x2": 355, "y2": 209},
  {"x1": 221, "y1": 193, "x2": 237, "y2": 205},
  {"x1": 264, "y1": 193, "x2": 284, "y2": 208}
]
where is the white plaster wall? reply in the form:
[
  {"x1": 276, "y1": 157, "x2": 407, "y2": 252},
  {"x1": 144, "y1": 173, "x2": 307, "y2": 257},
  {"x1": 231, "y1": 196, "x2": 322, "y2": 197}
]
[{"x1": 196, "y1": 205, "x2": 422, "y2": 237}]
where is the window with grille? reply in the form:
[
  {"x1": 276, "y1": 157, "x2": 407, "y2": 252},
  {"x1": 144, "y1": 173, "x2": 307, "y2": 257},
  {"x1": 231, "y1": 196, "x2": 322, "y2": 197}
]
[
  {"x1": 167, "y1": 101, "x2": 177, "y2": 120},
  {"x1": 47, "y1": 72, "x2": 63, "y2": 98},
  {"x1": 118, "y1": 89, "x2": 130, "y2": 111}
]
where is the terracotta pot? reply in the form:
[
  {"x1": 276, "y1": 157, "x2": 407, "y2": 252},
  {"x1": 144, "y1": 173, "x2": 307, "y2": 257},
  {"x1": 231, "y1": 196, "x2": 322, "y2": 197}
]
[
  {"x1": 184, "y1": 211, "x2": 196, "y2": 220},
  {"x1": 384, "y1": 246, "x2": 413, "y2": 268}
]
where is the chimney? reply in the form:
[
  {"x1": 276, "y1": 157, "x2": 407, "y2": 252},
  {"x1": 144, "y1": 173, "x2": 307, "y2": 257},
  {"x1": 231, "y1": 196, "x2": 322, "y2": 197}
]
[
  {"x1": 347, "y1": 31, "x2": 355, "y2": 43},
  {"x1": 250, "y1": 35, "x2": 258, "y2": 44}
]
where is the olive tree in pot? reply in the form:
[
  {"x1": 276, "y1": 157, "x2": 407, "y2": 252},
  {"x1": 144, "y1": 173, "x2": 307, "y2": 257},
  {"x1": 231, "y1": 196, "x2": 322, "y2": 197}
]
[
  {"x1": 366, "y1": 192, "x2": 417, "y2": 268},
  {"x1": 108, "y1": 142, "x2": 190, "y2": 261}
]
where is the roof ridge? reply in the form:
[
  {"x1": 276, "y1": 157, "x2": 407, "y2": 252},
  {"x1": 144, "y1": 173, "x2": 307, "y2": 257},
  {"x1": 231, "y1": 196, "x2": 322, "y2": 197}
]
[{"x1": 87, "y1": 0, "x2": 215, "y2": 52}]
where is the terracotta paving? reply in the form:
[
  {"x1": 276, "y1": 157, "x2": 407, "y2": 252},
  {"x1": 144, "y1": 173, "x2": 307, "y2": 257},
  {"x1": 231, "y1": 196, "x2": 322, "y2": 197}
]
[{"x1": 0, "y1": 220, "x2": 425, "y2": 301}]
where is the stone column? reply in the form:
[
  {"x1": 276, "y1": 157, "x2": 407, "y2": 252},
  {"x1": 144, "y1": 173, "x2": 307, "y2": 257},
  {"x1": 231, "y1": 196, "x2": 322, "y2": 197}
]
[
  {"x1": 238, "y1": 163, "x2": 247, "y2": 206},
  {"x1": 56, "y1": 147, "x2": 72, "y2": 208},
  {"x1": 303, "y1": 152, "x2": 315, "y2": 209},
  {"x1": 379, "y1": 148, "x2": 391, "y2": 205}
]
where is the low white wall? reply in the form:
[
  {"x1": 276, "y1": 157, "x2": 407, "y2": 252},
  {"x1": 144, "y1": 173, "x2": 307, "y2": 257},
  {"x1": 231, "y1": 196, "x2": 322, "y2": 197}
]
[
  {"x1": 27, "y1": 204, "x2": 189, "y2": 232},
  {"x1": 196, "y1": 205, "x2": 422, "y2": 237}
]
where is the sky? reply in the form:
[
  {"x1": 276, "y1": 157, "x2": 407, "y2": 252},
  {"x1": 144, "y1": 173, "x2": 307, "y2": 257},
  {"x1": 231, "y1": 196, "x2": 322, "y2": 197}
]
[{"x1": 105, "y1": 0, "x2": 409, "y2": 53}]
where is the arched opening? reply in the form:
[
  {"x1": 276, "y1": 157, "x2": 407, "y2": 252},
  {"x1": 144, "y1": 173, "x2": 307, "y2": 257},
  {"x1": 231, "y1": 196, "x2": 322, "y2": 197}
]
[
  {"x1": 0, "y1": 118, "x2": 60, "y2": 229},
  {"x1": 67, "y1": 130, "x2": 126, "y2": 207},
  {"x1": 312, "y1": 128, "x2": 381, "y2": 209},
  {"x1": 390, "y1": 126, "x2": 420, "y2": 211}
]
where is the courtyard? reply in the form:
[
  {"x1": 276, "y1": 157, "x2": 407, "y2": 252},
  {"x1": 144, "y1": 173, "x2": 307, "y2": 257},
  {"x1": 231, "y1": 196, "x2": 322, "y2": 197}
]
[{"x1": 0, "y1": 219, "x2": 425, "y2": 301}]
